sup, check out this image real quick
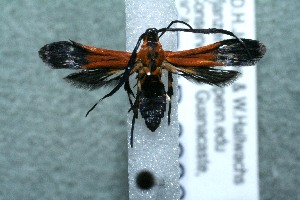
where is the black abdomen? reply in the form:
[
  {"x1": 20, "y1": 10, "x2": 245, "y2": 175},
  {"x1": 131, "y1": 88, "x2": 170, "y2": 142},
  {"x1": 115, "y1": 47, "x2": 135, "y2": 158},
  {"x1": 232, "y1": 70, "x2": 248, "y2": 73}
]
[{"x1": 139, "y1": 76, "x2": 166, "y2": 132}]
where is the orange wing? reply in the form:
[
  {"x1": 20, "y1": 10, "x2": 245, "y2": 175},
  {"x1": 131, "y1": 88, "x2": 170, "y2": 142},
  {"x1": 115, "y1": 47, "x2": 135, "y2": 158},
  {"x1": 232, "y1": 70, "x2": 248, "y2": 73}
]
[
  {"x1": 165, "y1": 41, "x2": 223, "y2": 67},
  {"x1": 39, "y1": 41, "x2": 131, "y2": 90},
  {"x1": 164, "y1": 39, "x2": 266, "y2": 86},
  {"x1": 79, "y1": 42, "x2": 131, "y2": 69}
]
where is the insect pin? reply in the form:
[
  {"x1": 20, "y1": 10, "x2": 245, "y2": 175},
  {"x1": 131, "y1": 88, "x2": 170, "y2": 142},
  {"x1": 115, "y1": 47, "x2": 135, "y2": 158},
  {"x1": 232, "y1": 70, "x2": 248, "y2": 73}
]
[{"x1": 39, "y1": 20, "x2": 266, "y2": 147}]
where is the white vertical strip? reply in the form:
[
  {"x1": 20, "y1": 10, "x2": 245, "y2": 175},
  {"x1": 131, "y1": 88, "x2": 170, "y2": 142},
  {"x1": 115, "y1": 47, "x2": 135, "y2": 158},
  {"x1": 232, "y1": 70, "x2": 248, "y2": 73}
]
[
  {"x1": 176, "y1": 0, "x2": 259, "y2": 199},
  {"x1": 125, "y1": 1, "x2": 180, "y2": 200}
]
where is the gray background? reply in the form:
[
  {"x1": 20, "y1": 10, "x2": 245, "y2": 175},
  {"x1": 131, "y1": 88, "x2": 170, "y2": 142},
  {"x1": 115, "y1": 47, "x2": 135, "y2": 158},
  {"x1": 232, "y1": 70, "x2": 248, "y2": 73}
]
[{"x1": 0, "y1": 0, "x2": 299, "y2": 200}]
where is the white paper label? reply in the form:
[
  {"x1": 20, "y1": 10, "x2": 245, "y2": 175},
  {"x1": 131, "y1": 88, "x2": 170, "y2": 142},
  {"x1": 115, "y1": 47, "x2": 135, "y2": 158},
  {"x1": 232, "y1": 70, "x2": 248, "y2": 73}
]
[{"x1": 176, "y1": 0, "x2": 259, "y2": 199}]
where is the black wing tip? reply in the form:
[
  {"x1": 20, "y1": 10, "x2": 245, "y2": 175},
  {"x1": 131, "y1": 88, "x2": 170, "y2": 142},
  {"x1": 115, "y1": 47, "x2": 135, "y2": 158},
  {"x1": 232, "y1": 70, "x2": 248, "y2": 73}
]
[
  {"x1": 258, "y1": 41, "x2": 267, "y2": 56},
  {"x1": 39, "y1": 41, "x2": 71, "y2": 60},
  {"x1": 217, "y1": 38, "x2": 266, "y2": 66},
  {"x1": 38, "y1": 41, "x2": 87, "y2": 69},
  {"x1": 240, "y1": 38, "x2": 267, "y2": 57},
  {"x1": 38, "y1": 41, "x2": 72, "y2": 68}
]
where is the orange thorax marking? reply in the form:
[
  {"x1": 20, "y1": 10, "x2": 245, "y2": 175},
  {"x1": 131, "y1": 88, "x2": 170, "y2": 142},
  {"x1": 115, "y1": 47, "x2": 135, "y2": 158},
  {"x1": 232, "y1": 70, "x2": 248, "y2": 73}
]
[{"x1": 137, "y1": 40, "x2": 165, "y2": 76}]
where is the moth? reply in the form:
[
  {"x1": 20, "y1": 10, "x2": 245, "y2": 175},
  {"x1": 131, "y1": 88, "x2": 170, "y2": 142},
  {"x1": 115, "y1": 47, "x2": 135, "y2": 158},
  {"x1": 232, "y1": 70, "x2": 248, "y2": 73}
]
[{"x1": 39, "y1": 20, "x2": 266, "y2": 147}]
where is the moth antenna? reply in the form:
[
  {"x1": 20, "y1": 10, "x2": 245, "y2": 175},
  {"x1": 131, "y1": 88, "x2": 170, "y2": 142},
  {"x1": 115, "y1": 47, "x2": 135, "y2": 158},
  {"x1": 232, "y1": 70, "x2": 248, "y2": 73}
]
[
  {"x1": 158, "y1": 20, "x2": 193, "y2": 38},
  {"x1": 85, "y1": 32, "x2": 146, "y2": 117},
  {"x1": 86, "y1": 100, "x2": 101, "y2": 117},
  {"x1": 159, "y1": 25, "x2": 251, "y2": 57}
]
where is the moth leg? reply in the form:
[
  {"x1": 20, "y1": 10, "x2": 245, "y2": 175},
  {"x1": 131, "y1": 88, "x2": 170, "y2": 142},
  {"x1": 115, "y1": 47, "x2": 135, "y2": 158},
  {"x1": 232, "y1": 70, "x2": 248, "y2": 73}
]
[
  {"x1": 130, "y1": 79, "x2": 141, "y2": 148},
  {"x1": 126, "y1": 85, "x2": 134, "y2": 109},
  {"x1": 167, "y1": 71, "x2": 173, "y2": 125},
  {"x1": 127, "y1": 61, "x2": 144, "y2": 111},
  {"x1": 130, "y1": 114, "x2": 136, "y2": 148}
]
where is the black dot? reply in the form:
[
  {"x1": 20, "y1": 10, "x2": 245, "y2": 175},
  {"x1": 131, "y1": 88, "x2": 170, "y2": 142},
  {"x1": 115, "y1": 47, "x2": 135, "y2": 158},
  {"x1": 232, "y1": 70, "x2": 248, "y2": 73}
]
[{"x1": 136, "y1": 170, "x2": 155, "y2": 190}]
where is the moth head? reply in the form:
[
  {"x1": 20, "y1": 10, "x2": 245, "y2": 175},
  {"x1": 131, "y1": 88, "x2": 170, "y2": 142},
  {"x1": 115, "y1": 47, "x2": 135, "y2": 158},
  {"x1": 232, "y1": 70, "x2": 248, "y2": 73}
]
[{"x1": 144, "y1": 28, "x2": 159, "y2": 43}]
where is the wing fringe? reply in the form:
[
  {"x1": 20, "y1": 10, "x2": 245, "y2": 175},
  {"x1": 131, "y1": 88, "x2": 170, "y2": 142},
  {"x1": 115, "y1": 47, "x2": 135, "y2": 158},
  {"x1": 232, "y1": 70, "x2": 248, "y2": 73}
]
[
  {"x1": 64, "y1": 69, "x2": 123, "y2": 90},
  {"x1": 178, "y1": 67, "x2": 241, "y2": 87}
]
